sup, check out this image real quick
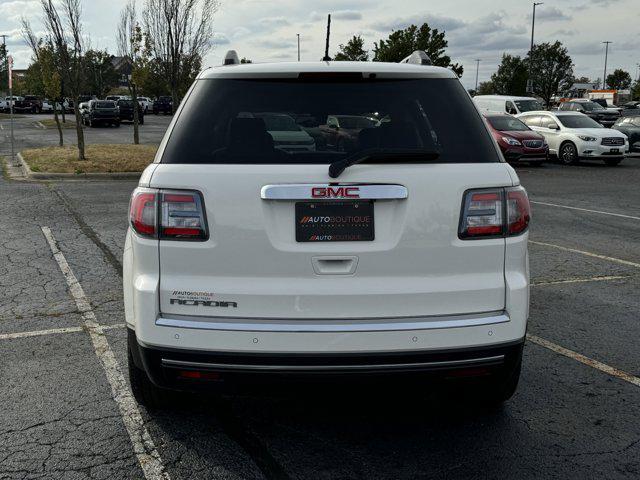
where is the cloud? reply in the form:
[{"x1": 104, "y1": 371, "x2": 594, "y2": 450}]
[
  {"x1": 527, "y1": 6, "x2": 571, "y2": 22},
  {"x1": 211, "y1": 33, "x2": 230, "y2": 46},
  {"x1": 370, "y1": 14, "x2": 465, "y2": 32},
  {"x1": 257, "y1": 17, "x2": 290, "y2": 28},
  {"x1": 0, "y1": 0, "x2": 40, "y2": 21},
  {"x1": 310, "y1": 10, "x2": 362, "y2": 21}
]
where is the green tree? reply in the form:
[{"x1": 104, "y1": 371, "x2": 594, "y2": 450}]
[
  {"x1": 573, "y1": 76, "x2": 592, "y2": 84},
  {"x1": 489, "y1": 54, "x2": 528, "y2": 96},
  {"x1": 476, "y1": 81, "x2": 495, "y2": 95},
  {"x1": 632, "y1": 81, "x2": 640, "y2": 100},
  {"x1": 373, "y1": 24, "x2": 463, "y2": 76},
  {"x1": 0, "y1": 44, "x2": 8, "y2": 93},
  {"x1": 83, "y1": 49, "x2": 119, "y2": 96},
  {"x1": 606, "y1": 69, "x2": 632, "y2": 90},
  {"x1": 240, "y1": 57, "x2": 252, "y2": 64},
  {"x1": 526, "y1": 41, "x2": 574, "y2": 107},
  {"x1": 335, "y1": 35, "x2": 369, "y2": 61},
  {"x1": 20, "y1": 62, "x2": 46, "y2": 96}
]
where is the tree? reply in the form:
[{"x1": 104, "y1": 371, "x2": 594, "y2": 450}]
[
  {"x1": 489, "y1": 54, "x2": 528, "y2": 96},
  {"x1": 40, "y1": 0, "x2": 87, "y2": 160},
  {"x1": 373, "y1": 24, "x2": 463, "y2": 76},
  {"x1": 334, "y1": 35, "x2": 368, "y2": 61},
  {"x1": 573, "y1": 76, "x2": 592, "y2": 84},
  {"x1": 83, "y1": 50, "x2": 119, "y2": 97},
  {"x1": 606, "y1": 69, "x2": 632, "y2": 90},
  {"x1": 240, "y1": 57, "x2": 252, "y2": 64},
  {"x1": 632, "y1": 81, "x2": 640, "y2": 100},
  {"x1": 143, "y1": 0, "x2": 218, "y2": 111},
  {"x1": 476, "y1": 81, "x2": 495, "y2": 95},
  {"x1": 0, "y1": 44, "x2": 9, "y2": 93},
  {"x1": 118, "y1": 0, "x2": 143, "y2": 144},
  {"x1": 526, "y1": 41, "x2": 574, "y2": 107}
]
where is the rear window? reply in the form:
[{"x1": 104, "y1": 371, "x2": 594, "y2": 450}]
[
  {"x1": 161, "y1": 77, "x2": 499, "y2": 164},
  {"x1": 514, "y1": 99, "x2": 543, "y2": 112},
  {"x1": 96, "y1": 101, "x2": 115, "y2": 108}
]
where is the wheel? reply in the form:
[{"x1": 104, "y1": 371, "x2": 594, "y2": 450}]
[
  {"x1": 128, "y1": 347, "x2": 168, "y2": 410},
  {"x1": 604, "y1": 158, "x2": 622, "y2": 166},
  {"x1": 559, "y1": 142, "x2": 579, "y2": 165}
]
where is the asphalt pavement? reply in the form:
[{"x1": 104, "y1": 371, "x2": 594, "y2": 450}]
[{"x1": 1, "y1": 116, "x2": 639, "y2": 479}]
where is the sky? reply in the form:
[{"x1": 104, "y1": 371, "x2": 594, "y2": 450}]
[{"x1": 0, "y1": 0, "x2": 639, "y2": 89}]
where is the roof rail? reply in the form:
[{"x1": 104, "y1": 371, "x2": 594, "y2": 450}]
[
  {"x1": 400, "y1": 50, "x2": 433, "y2": 66},
  {"x1": 223, "y1": 50, "x2": 240, "y2": 66}
]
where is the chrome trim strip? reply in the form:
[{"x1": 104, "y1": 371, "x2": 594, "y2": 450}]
[
  {"x1": 260, "y1": 184, "x2": 408, "y2": 200},
  {"x1": 156, "y1": 312, "x2": 509, "y2": 333},
  {"x1": 161, "y1": 355, "x2": 505, "y2": 372}
]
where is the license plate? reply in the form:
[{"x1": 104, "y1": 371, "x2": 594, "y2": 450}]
[
  {"x1": 610, "y1": 148, "x2": 619, "y2": 153},
  {"x1": 295, "y1": 201, "x2": 374, "y2": 242}
]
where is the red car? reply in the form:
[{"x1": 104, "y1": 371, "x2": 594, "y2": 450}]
[{"x1": 483, "y1": 114, "x2": 548, "y2": 165}]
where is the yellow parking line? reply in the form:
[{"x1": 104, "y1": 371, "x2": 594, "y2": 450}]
[
  {"x1": 531, "y1": 201, "x2": 640, "y2": 221},
  {"x1": 531, "y1": 275, "x2": 631, "y2": 287},
  {"x1": 527, "y1": 334, "x2": 640, "y2": 388},
  {"x1": 530, "y1": 240, "x2": 640, "y2": 269}
]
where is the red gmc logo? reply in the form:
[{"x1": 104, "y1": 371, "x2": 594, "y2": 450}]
[{"x1": 311, "y1": 187, "x2": 360, "y2": 198}]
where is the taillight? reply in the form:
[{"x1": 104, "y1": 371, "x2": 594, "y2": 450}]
[
  {"x1": 506, "y1": 186, "x2": 530, "y2": 235},
  {"x1": 459, "y1": 186, "x2": 530, "y2": 239},
  {"x1": 159, "y1": 190, "x2": 208, "y2": 240},
  {"x1": 129, "y1": 188, "x2": 208, "y2": 240},
  {"x1": 129, "y1": 187, "x2": 157, "y2": 237}
]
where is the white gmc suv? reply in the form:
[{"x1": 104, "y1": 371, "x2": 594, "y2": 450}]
[{"x1": 124, "y1": 53, "x2": 531, "y2": 407}]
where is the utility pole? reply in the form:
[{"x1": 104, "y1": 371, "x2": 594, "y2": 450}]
[
  {"x1": 474, "y1": 59, "x2": 481, "y2": 92},
  {"x1": 322, "y1": 14, "x2": 331, "y2": 61},
  {"x1": 297, "y1": 34, "x2": 300, "y2": 61},
  {"x1": 527, "y1": 2, "x2": 543, "y2": 93},
  {"x1": 602, "y1": 41, "x2": 612, "y2": 89},
  {"x1": 7, "y1": 54, "x2": 15, "y2": 166}
]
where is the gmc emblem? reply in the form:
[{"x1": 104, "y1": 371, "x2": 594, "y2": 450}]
[{"x1": 311, "y1": 187, "x2": 360, "y2": 198}]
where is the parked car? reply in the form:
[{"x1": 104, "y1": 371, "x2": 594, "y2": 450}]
[
  {"x1": 106, "y1": 95, "x2": 127, "y2": 102},
  {"x1": 474, "y1": 95, "x2": 544, "y2": 115},
  {"x1": 124, "y1": 53, "x2": 531, "y2": 408},
  {"x1": 320, "y1": 115, "x2": 380, "y2": 151},
  {"x1": 253, "y1": 112, "x2": 315, "y2": 151},
  {"x1": 518, "y1": 111, "x2": 629, "y2": 165},
  {"x1": 66, "y1": 95, "x2": 96, "y2": 113},
  {"x1": 612, "y1": 116, "x2": 640, "y2": 153},
  {"x1": 153, "y1": 96, "x2": 173, "y2": 114},
  {"x1": 558, "y1": 100, "x2": 620, "y2": 127},
  {"x1": 117, "y1": 99, "x2": 144, "y2": 124},
  {"x1": 483, "y1": 114, "x2": 548, "y2": 165},
  {"x1": 82, "y1": 100, "x2": 120, "y2": 127},
  {"x1": 14, "y1": 95, "x2": 43, "y2": 113},
  {"x1": 2, "y1": 96, "x2": 23, "y2": 113},
  {"x1": 41, "y1": 99, "x2": 54, "y2": 113},
  {"x1": 137, "y1": 96, "x2": 153, "y2": 113},
  {"x1": 620, "y1": 101, "x2": 640, "y2": 116}
]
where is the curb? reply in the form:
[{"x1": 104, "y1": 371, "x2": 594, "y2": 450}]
[{"x1": 16, "y1": 152, "x2": 142, "y2": 181}]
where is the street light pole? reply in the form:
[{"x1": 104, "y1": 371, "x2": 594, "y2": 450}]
[
  {"x1": 527, "y1": 2, "x2": 543, "y2": 93},
  {"x1": 602, "y1": 41, "x2": 612, "y2": 89},
  {"x1": 297, "y1": 34, "x2": 300, "y2": 61},
  {"x1": 474, "y1": 59, "x2": 481, "y2": 92}
]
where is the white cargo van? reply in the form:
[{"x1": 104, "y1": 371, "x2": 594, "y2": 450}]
[{"x1": 474, "y1": 95, "x2": 544, "y2": 115}]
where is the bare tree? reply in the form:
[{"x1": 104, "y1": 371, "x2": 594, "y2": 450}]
[
  {"x1": 21, "y1": 18, "x2": 64, "y2": 147},
  {"x1": 40, "y1": 0, "x2": 86, "y2": 160},
  {"x1": 143, "y1": 0, "x2": 218, "y2": 111},
  {"x1": 117, "y1": 0, "x2": 141, "y2": 144}
]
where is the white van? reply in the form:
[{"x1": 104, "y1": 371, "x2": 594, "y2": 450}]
[{"x1": 474, "y1": 95, "x2": 544, "y2": 115}]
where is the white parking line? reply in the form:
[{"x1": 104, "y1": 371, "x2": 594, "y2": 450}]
[
  {"x1": 41, "y1": 226, "x2": 170, "y2": 480},
  {"x1": 527, "y1": 334, "x2": 640, "y2": 388},
  {"x1": 531, "y1": 201, "x2": 640, "y2": 221},
  {"x1": 530, "y1": 240, "x2": 640, "y2": 269},
  {"x1": 0, "y1": 323, "x2": 125, "y2": 341},
  {"x1": 531, "y1": 275, "x2": 630, "y2": 287}
]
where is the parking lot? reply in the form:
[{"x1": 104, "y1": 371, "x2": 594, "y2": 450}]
[{"x1": 1, "y1": 117, "x2": 639, "y2": 479}]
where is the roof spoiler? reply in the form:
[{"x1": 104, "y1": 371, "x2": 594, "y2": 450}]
[
  {"x1": 399, "y1": 50, "x2": 433, "y2": 66},
  {"x1": 223, "y1": 50, "x2": 240, "y2": 66}
]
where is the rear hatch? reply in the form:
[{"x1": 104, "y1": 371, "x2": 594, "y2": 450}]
[{"x1": 151, "y1": 70, "x2": 512, "y2": 319}]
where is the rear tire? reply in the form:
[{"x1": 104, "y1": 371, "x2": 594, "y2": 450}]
[
  {"x1": 128, "y1": 347, "x2": 168, "y2": 410},
  {"x1": 559, "y1": 142, "x2": 579, "y2": 165},
  {"x1": 604, "y1": 158, "x2": 622, "y2": 166}
]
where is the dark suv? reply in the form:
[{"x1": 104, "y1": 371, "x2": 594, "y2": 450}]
[
  {"x1": 14, "y1": 95, "x2": 43, "y2": 114},
  {"x1": 153, "y1": 96, "x2": 173, "y2": 115},
  {"x1": 559, "y1": 100, "x2": 620, "y2": 127},
  {"x1": 117, "y1": 99, "x2": 145, "y2": 124},
  {"x1": 82, "y1": 100, "x2": 120, "y2": 127}
]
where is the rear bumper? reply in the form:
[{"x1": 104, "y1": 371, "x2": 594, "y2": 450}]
[{"x1": 128, "y1": 327, "x2": 524, "y2": 388}]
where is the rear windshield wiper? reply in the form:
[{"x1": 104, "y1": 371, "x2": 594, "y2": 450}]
[{"x1": 328, "y1": 148, "x2": 440, "y2": 178}]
